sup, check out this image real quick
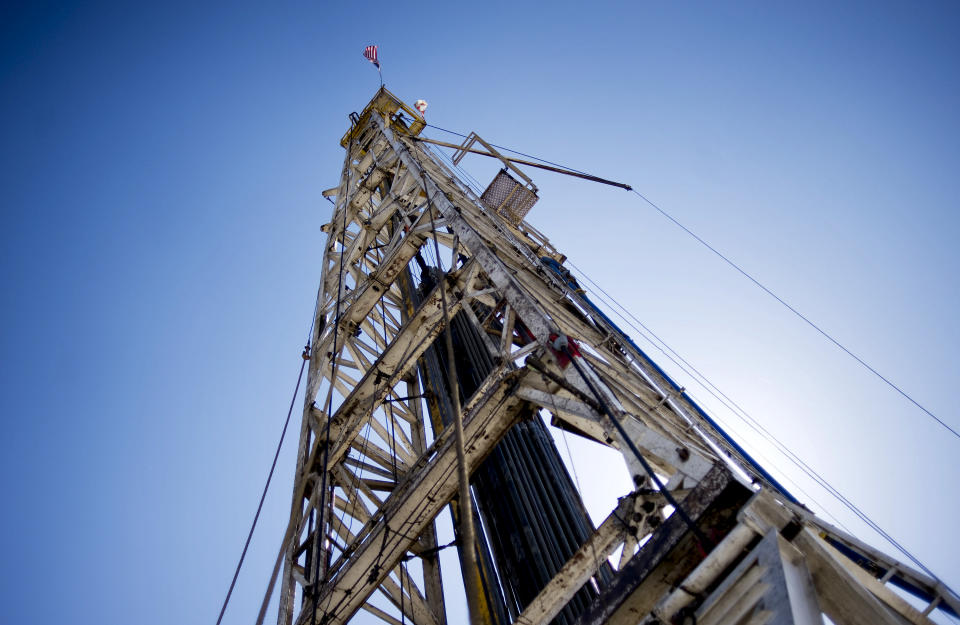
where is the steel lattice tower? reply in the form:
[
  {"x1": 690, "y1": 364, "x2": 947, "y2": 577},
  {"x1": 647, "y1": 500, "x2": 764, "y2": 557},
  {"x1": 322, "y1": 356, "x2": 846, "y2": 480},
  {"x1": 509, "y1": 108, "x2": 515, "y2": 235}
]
[{"x1": 272, "y1": 88, "x2": 959, "y2": 625}]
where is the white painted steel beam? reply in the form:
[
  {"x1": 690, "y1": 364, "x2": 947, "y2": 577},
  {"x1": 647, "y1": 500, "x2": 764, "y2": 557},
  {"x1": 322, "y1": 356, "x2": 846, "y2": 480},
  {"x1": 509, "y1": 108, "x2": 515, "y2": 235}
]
[{"x1": 513, "y1": 495, "x2": 635, "y2": 625}]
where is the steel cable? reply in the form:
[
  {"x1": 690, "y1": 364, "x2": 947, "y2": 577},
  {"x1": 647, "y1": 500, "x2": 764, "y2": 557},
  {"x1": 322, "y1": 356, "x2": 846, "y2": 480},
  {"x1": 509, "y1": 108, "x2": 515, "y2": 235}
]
[
  {"x1": 422, "y1": 121, "x2": 958, "y2": 443},
  {"x1": 215, "y1": 349, "x2": 309, "y2": 625}
]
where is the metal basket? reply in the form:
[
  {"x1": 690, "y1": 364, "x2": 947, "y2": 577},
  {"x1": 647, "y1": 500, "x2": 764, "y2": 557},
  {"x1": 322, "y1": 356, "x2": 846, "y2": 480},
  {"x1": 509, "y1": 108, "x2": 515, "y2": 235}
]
[{"x1": 480, "y1": 169, "x2": 539, "y2": 226}]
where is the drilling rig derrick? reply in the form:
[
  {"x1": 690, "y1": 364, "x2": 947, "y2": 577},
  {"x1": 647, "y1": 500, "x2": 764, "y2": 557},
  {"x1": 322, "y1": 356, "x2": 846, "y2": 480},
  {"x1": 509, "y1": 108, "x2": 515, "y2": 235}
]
[{"x1": 274, "y1": 88, "x2": 959, "y2": 625}]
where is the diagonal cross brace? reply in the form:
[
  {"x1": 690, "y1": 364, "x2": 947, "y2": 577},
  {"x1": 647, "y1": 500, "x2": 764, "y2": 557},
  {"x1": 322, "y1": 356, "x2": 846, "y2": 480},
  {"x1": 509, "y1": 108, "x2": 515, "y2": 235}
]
[{"x1": 297, "y1": 367, "x2": 533, "y2": 625}]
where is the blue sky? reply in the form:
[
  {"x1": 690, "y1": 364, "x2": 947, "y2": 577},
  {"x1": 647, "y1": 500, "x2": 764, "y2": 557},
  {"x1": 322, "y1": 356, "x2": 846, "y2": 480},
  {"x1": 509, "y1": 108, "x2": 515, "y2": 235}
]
[{"x1": 1, "y1": 1, "x2": 958, "y2": 624}]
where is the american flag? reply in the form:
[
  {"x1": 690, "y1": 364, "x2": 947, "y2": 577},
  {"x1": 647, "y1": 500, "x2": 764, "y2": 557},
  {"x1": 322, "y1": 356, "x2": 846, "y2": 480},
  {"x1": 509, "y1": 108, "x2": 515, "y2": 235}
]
[{"x1": 363, "y1": 45, "x2": 380, "y2": 69}]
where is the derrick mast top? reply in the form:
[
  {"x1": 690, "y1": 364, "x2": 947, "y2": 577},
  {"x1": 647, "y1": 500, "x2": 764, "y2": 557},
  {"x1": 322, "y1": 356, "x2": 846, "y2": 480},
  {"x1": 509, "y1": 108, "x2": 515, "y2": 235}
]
[
  {"x1": 337, "y1": 87, "x2": 566, "y2": 265},
  {"x1": 340, "y1": 86, "x2": 425, "y2": 148}
]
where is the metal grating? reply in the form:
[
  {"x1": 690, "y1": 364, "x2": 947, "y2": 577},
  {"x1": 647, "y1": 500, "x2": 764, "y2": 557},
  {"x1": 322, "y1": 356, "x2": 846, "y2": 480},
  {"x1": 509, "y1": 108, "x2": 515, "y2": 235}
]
[{"x1": 480, "y1": 169, "x2": 538, "y2": 226}]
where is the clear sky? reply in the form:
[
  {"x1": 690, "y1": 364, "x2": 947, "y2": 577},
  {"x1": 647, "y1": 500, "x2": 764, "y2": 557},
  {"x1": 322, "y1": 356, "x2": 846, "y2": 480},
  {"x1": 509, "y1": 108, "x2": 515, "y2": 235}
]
[{"x1": 1, "y1": 1, "x2": 958, "y2": 624}]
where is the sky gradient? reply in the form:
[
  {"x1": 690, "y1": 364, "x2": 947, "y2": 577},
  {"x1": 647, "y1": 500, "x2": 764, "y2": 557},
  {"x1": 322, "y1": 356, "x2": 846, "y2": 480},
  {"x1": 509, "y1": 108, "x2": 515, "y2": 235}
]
[{"x1": 2, "y1": 2, "x2": 959, "y2": 624}]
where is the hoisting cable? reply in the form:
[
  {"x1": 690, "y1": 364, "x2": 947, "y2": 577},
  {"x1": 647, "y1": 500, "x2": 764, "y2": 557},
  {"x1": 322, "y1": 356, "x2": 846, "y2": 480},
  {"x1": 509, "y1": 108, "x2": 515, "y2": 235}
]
[
  {"x1": 563, "y1": 239, "x2": 960, "y2": 604},
  {"x1": 252, "y1": 273, "x2": 327, "y2": 625},
  {"x1": 420, "y1": 165, "x2": 485, "y2": 625},
  {"x1": 421, "y1": 120, "x2": 958, "y2": 443},
  {"x1": 627, "y1": 187, "x2": 960, "y2": 443},
  {"x1": 564, "y1": 260, "x2": 853, "y2": 531},
  {"x1": 557, "y1": 426, "x2": 607, "y2": 586},
  {"x1": 542, "y1": 255, "x2": 800, "y2": 507},
  {"x1": 553, "y1": 337, "x2": 713, "y2": 551},
  {"x1": 215, "y1": 342, "x2": 310, "y2": 625}
]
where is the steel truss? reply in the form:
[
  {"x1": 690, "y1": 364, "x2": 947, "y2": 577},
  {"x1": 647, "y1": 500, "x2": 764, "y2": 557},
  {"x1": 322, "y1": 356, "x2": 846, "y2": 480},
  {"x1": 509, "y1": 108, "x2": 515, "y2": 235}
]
[{"x1": 274, "y1": 88, "x2": 959, "y2": 625}]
